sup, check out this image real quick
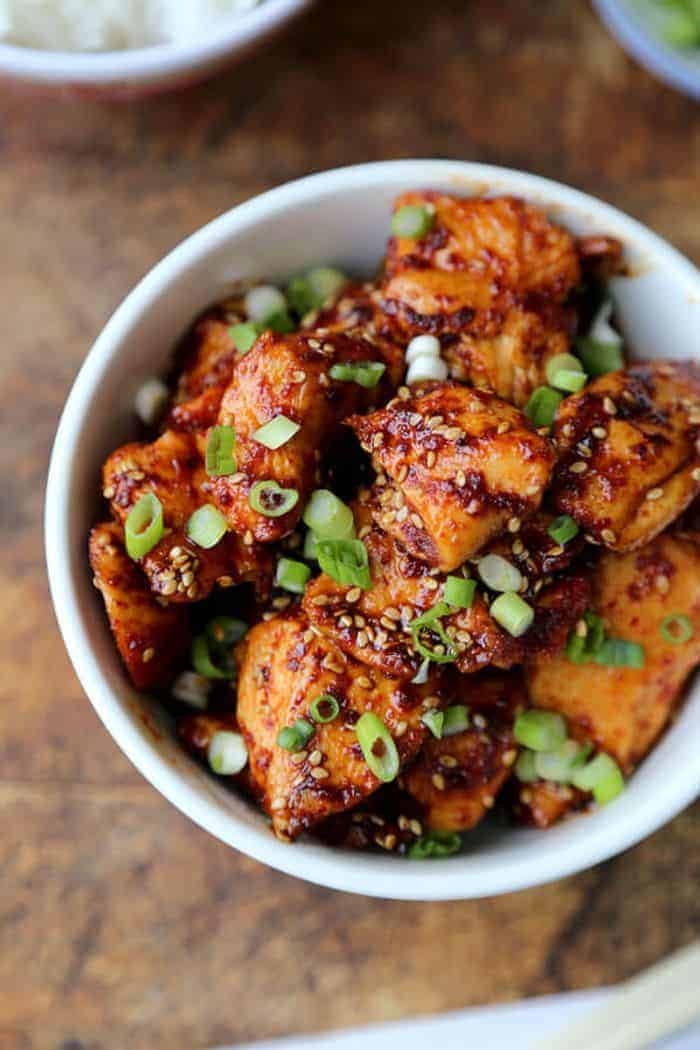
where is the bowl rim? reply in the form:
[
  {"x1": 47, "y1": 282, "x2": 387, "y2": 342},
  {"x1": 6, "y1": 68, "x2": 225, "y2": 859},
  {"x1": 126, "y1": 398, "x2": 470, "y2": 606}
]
[
  {"x1": 592, "y1": 0, "x2": 700, "y2": 101},
  {"x1": 45, "y1": 159, "x2": 700, "y2": 900},
  {"x1": 0, "y1": 0, "x2": 309, "y2": 84}
]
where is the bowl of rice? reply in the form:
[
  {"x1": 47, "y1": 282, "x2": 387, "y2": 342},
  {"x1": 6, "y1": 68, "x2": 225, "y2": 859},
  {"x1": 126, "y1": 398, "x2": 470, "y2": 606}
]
[{"x1": 0, "y1": 0, "x2": 311, "y2": 98}]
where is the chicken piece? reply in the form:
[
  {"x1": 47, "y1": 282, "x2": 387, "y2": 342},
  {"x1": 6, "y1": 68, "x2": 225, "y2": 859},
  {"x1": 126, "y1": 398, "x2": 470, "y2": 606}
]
[
  {"x1": 347, "y1": 382, "x2": 555, "y2": 572},
  {"x1": 235, "y1": 610, "x2": 441, "y2": 839},
  {"x1": 103, "y1": 429, "x2": 272, "y2": 602},
  {"x1": 89, "y1": 522, "x2": 190, "y2": 690},
  {"x1": 212, "y1": 329, "x2": 399, "y2": 543},
  {"x1": 674, "y1": 496, "x2": 700, "y2": 546},
  {"x1": 303, "y1": 281, "x2": 406, "y2": 376},
  {"x1": 509, "y1": 781, "x2": 587, "y2": 829},
  {"x1": 164, "y1": 315, "x2": 239, "y2": 431},
  {"x1": 481, "y1": 509, "x2": 586, "y2": 584},
  {"x1": 525, "y1": 535, "x2": 700, "y2": 772},
  {"x1": 303, "y1": 498, "x2": 590, "y2": 680},
  {"x1": 551, "y1": 362, "x2": 700, "y2": 551},
  {"x1": 380, "y1": 193, "x2": 581, "y2": 405},
  {"x1": 315, "y1": 783, "x2": 426, "y2": 854},
  {"x1": 403, "y1": 672, "x2": 524, "y2": 832}
]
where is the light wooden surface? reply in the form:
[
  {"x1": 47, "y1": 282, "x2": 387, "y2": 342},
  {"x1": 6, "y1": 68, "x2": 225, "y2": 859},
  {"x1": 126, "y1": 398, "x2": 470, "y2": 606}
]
[{"x1": 1, "y1": 1, "x2": 699, "y2": 1047}]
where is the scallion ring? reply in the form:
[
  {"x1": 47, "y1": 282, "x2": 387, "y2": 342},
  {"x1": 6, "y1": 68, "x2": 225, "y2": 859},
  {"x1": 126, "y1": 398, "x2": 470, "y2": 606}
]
[
  {"x1": 408, "y1": 831, "x2": 462, "y2": 859},
  {"x1": 186, "y1": 505, "x2": 228, "y2": 549},
  {"x1": 514, "y1": 709, "x2": 567, "y2": 752},
  {"x1": 514, "y1": 749, "x2": 538, "y2": 783},
  {"x1": 478, "y1": 554, "x2": 523, "y2": 593},
  {"x1": 571, "y1": 752, "x2": 625, "y2": 805},
  {"x1": 249, "y1": 480, "x2": 299, "y2": 518},
  {"x1": 277, "y1": 718, "x2": 315, "y2": 752},
  {"x1": 253, "y1": 415, "x2": 300, "y2": 450},
  {"x1": 125, "y1": 492, "x2": 164, "y2": 560},
  {"x1": 192, "y1": 633, "x2": 233, "y2": 680},
  {"x1": 229, "y1": 322, "x2": 260, "y2": 354},
  {"x1": 548, "y1": 514, "x2": 579, "y2": 546},
  {"x1": 275, "y1": 557, "x2": 311, "y2": 595},
  {"x1": 490, "y1": 591, "x2": 534, "y2": 637},
  {"x1": 309, "y1": 694, "x2": 340, "y2": 724},
  {"x1": 303, "y1": 489, "x2": 355, "y2": 540},
  {"x1": 206, "y1": 616, "x2": 248, "y2": 648},
  {"x1": 575, "y1": 337, "x2": 624, "y2": 378},
  {"x1": 391, "y1": 204, "x2": 435, "y2": 239},
  {"x1": 205, "y1": 425, "x2": 237, "y2": 476},
  {"x1": 545, "y1": 353, "x2": 586, "y2": 391},
  {"x1": 244, "y1": 285, "x2": 287, "y2": 324},
  {"x1": 443, "y1": 705, "x2": 469, "y2": 736},
  {"x1": 660, "y1": 614, "x2": 693, "y2": 645},
  {"x1": 317, "y1": 538, "x2": 372, "y2": 590},
  {"x1": 444, "y1": 575, "x2": 476, "y2": 609},
  {"x1": 421, "y1": 709, "x2": 444, "y2": 739},
  {"x1": 207, "y1": 731, "x2": 248, "y2": 775},
  {"x1": 355, "y1": 712, "x2": 400, "y2": 782},
  {"x1": 524, "y1": 386, "x2": 563, "y2": 428},
  {"x1": 329, "y1": 361, "x2": 386, "y2": 388}
]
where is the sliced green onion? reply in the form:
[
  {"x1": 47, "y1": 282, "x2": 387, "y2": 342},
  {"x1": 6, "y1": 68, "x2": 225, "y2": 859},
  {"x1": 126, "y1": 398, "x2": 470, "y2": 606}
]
[
  {"x1": 409, "y1": 602, "x2": 458, "y2": 664},
  {"x1": 660, "y1": 614, "x2": 693, "y2": 645},
  {"x1": 317, "y1": 538, "x2": 372, "y2": 589},
  {"x1": 572, "y1": 752, "x2": 625, "y2": 805},
  {"x1": 514, "y1": 749, "x2": 538, "y2": 783},
  {"x1": 478, "y1": 554, "x2": 523, "y2": 593},
  {"x1": 411, "y1": 657, "x2": 431, "y2": 684},
  {"x1": 392, "y1": 204, "x2": 435, "y2": 239},
  {"x1": 524, "y1": 386, "x2": 564, "y2": 428},
  {"x1": 405, "y1": 335, "x2": 441, "y2": 364},
  {"x1": 265, "y1": 310, "x2": 296, "y2": 334},
  {"x1": 355, "y1": 712, "x2": 400, "y2": 782},
  {"x1": 249, "y1": 480, "x2": 299, "y2": 518},
  {"x1": 192, "y1": 633, "x2": 234, "y2": 680},
  {"x1": 303, "y1": 489, "x2": 355, "y2": 540},
  {"x1": 443, "y1": 705, "x2": 470, "y2": 736},
  {"x1": 514, "y1": 710, "x2": 567, "y2": 752},
  {"x1": 244, "y1": 285, "x2": 287, "y2": 324},
  {"x1": 253, "y1": 415, "x2": 300, "y2": 450},
  {"x1": 421, "y1": 709, "x2": 445, "y2": 739},
  {"x1": 535, "y1": 740, "x2": 588, "y2": 784},
  {"x1": 552, "y1": 368, "x2": 587, "y2": 393},
  {"x1": 406, "y1": 355, "x2": 448, "y2": 385},
  {"x1": 303, "y1": 530, "x2": 319, "y2": 561},
  {"x1": 172, "y1": 670, "x2": 211, "y2": 710},
  {"x1": 207, "y1": 731, "x2": 248, "y2": 775},
  {"x1": 125, "y1": 493, "x2": 164, "y2": 560},
  {"x1": 545, "y1": 353, "x2": 585, "y2": 387},
  {"x1": 205, "y1": 425, "x2": 237, "y2": 476},
  {"x1": 408, "y1": 831, "x2": 462, "y2": 859},
  {"x1": 307, "y1": 266, "x2": 347, "y2": 306},
  {"x1": 309, "y1": 694, "x2": 340, "y2": 724},
  {"x1": 575, "y1": 338, "x2": 624, "y2": 378},
  {"x1": 206, "y1": 616, "x2": 248, "y2": 648},
  {"x1": 329, "y1": 361, "x2": 386, "y2": 388},
  {"x1": 229, "y1": 322, "x2": 260, "y2": 354},
  {"x1": 134, "y1": 377, "x2": 169, "y2": 426},
  {"x1": 277, "y1": 718, "x2": 315, "y2": 752},
  {"x1": 548, "y1": 514, "x2": 580, "y2": 545},
  {"x1": 490, "y1": 592, "x2": 534, "y2": 637},
  {"x1": 186, "y1": 505, "x2": 228, "y2": 549},
  {"x1": 594, "y1": 638, "x2": 645, "y2": 669},
  {"x1": 566, "y1": 610, "x2": 606, "y2": 664},
  {"x1": 275, "y1": 557, "x2": 311, "y2": 594},
  {"x1": 444, "y1": 575, "x2": 476, "y2": 609},
  {"x1": 286, "y1": 276, "x2": 314, "y2": 317}
]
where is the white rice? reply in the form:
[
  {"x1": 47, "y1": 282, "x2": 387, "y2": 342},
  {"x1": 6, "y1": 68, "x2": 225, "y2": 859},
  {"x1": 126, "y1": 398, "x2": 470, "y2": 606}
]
[{"x1": 0, "y1": 0, "x2": 262, "y2": 51}]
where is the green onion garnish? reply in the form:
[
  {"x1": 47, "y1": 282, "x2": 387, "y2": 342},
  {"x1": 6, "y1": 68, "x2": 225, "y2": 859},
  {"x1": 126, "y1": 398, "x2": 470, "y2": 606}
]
[
  {"x1": 490, "y1": 591, "x2": 534, "y2": 637},
  {"x1": 552, "y1": 369, "x2": 587, "y2": 393},
  {"x1": 303, "y1": 530, "x2": 319, "y2": 561},
  {"x1": 207, "y1": 731, "x2": 248, "y2": 775},
  {"x1": 572, "y1": 752, "x2": 625, "y2": 805},
  {"x1": 514, "y1": 749, "x2": 538, "y2": 783},
  {"x1": 317, "y1": 538, "x2": 372, "y2": 589},
  {"x1": 391, "y1": 204, "x2": 435, "y2": 239},
  {"x1": 275, "y1": 556, "x2": 311, "y2": 594},
  {"x1": 421, "y1": 709, "x2": 445, "y2": 739},
  {"x1": 548, "y1": 514, "x2": 580, "y2": 545},
  {"x1": 329, "y1": 361, "x2": 386, "y2": 388},
  {"x1": 575, "y1": 338, "x2": 624, "y2": 378},
  {"x1": 244, "y1": 285, "x2": 286, "y2": 323},
  {"x1": 566, "y1": 610, "x2": 606, "y2": 664},
  {"x1": 205, "y1": 425, "x2": 237, "y2": 476},
  {"x1": 206, "y1": 616, "x2": 248, "y2": 648},
  {"x1": 408, "y1": 831, "x2": 462, "y2": 859},
  {"x1": 124, "y1": 492, "x2": 164, "y2": 560},
  {"x1": 309, "y1": 694, "x2": 340, "y2": 724},
  {"x1": 411, "y1": 657, "x2": 431, "y2": 684},
  {"x1": 249, "y1": 480, "x2": 299, "y2": 518},
  {"x1": 443, "y1": 705, "x2": 469, "y2": 736},
  {"x1": 229, "y1": 322, "x2": 260, "y2": 354},
  {"x1": 253, "y1": 415, "x2": 300, "y2": 450},
  {"x1": 444, "y1": 576, "x2": 476, "y2": 609},
  {"x1": 286, "y1": 276, "x2": 314, "y2": 318},
  {"x1": 192, "y1": 633, "x2": 235, "y2": 680},
  {"x1": 186, "y1": 505, "x2": 228, "y2": 549},
  {"x1": 265, "y1": 310, "x2": 296, "y2": 334},
  {"x1": 303, "y1": 489, "x2": 355, "y2": 540},
  {"x1": 534, "y1": 740, "x2": 590, "y2": 784},
  {"x1": 524, "y1": 386, "x2": 563, "y2": 428},
  {"x1": 477, "y1": 554, "x2": 523, "y2": 593},
  {"x1": 307, "y1": 266, "x2": 347, "y2": 306},
  {"x1": 355, "y1": 712, "x2": 400, "y2": 782},
  {"x1": 409, "y1": 603, "x2": 458, "y2": 664},
  {"x1": 593, "y1": 638, "x2": 645, "y2": 668},
  {"x1": 277, "y1": 718, "x2": 315, "y2": 752},
  {"x1": 514, "y1": 710, "x2": 567, "y2": 752},
  {"x1": 660, "y1": 614, "x2": 693, "y2": 645},
  {"x1": 545, "y1": 353, "x2": 586, "y2": 388}
]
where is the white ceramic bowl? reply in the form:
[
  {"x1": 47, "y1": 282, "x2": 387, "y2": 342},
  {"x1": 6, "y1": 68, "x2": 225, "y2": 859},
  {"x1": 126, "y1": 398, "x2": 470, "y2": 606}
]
[
  {"x1": 0, "y1": 0, "x2": 310, "y2": 99},
  {"x1": 46, "y1": 160, "x2": 700, "y2": 900}
]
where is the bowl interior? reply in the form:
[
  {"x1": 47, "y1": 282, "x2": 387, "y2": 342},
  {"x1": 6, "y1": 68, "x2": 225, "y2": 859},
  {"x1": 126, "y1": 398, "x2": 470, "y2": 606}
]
[{"x1": 46, "y1": 161, "x2": 700, "y2": 899}]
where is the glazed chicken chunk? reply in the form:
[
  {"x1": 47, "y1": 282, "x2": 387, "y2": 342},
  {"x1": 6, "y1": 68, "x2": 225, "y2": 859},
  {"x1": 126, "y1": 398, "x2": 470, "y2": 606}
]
[
  {"x1": 402, "y1": 672, "x2": 523, "y2": 832},
  {"x1": 235, "y1": 610, "x2": 441, "y2": 839},
  {"x1": 212, "y1": 329, "x2": 402, "y2": 544},
  {"x1": 551, "y1": 362, "x2": 700, "y2": 551},
  {"x1": 380, "y1": 192, "x2": 581, "y2": 406},
  {"x1": 348, "y1": 382, "x2": 554, "y2": 572},
  {"x1": 89, "y1": 522, "x2": 191, "y2": 689},
  {"x1": 164, "y1": 314, "x2": 239, "y2": 432},
  {"x1": 303, "y1": 498, "x2": 589, "y2": 680},
  {"x1": 526, "y1": 535, "x2": 700, "y2": 772},
  {"x1": 103, "y1": 428, "x2": 272, "y2": 602}
]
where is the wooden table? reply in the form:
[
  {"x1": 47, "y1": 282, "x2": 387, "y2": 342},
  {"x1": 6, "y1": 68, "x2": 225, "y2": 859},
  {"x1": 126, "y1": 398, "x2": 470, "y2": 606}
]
[{"x1": 2, "y1": 1, "x2": 699, "y2": 1046}]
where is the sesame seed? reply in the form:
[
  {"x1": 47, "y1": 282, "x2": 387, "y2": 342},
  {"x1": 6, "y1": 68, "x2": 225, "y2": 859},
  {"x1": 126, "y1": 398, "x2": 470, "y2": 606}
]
[
  {"x1": 409, "y1": 819, "x2": 423, "y2": 836},
  {"x1": 243, "y1": 530, "x2": 254, "y2": 546},
  {"x1": 507, "y1": 517, "x2": 521, "y2": 533},
  {"x1": 455, "y1": 470, "x2": 466, "y2": 488},
  {"x1": 601, "y1": 528, "x2": 617, "y2": 544},
  {"x1": 217, "y1": 575, "x2": 234, "y2": 588},
  {"x1": 424, "y1": 577, "x2": 439, "y2": 591},
  {"x1": 395, "y1": 721, "x2": 408, "y2": 737},
  {"x1": 577, "y1": 443, "x2": 593, "y2": 458},
  {"x1": 592, "y1": 426, "x2": 607, "y2": 440},
  {"x1": 142, "y1": 647, "x2": 155, "y2": 663},
  {"x1": 310, "y1": 767, "x2": 329, "y2": 780},
  {"x1": 303, "y1": 629, "x2": 315, "y2": 643},
  {"x1": 440, "y1": 755, "x2": 458, "y2": 768},
  {"x1": 426, "y1": 450, "x2": 437, "y2": 468},
  {"x1": 603, "y1": 397, "x2": 617, "y2": 415},
  {"x1": 473, "y1": 713, "x2": 487, "y2": 730},
  {"x1": 292, "y1": 370, "x2": 306, "y2": 383},
  {"x1": 354, "y1": 614, "x2": 366, "y2": 628},
  {"x1": 497, "y1": 421, "x2": 511, "y2": 434},
  {"x1": 102, "y1": 485, "x2": 115, "y2": 499},
  {"x1": 338, "y1": 614, "x2": 353, "y2": 628},
  {"x1": 322, "y1": 653, "x2": 346, "y2": 673},
  {"x1": 409, "y1": 412, "x2": 422, "y2": 426},
  {"x1": 186, "y1": 584, "x2": 198, "y2": 599},
  {"x1": 372, "y1": 433, "x2": 384, "y2": 449},
  {"x1": 161, "y1": 580, "x2": 177, "y2": 596},
  {"x1": 230, "y1": 472, "x2": 245, "y2": 484},
  {"x1": 396, "y1": 505, "x2": 409, "y2": 522},
  {"x1": 290, "y1": 750, "x2": 307, "y2": 764},
  {"x1": 384, "y1": 833, "x2": 398, "y2": 850},
  {"x1": 432, "y1": 773, "x2": 446, "y2": 790},
  {"x1": 346, "y1": 587, "x2": 362, "y2": 603},
  {"x1": 270, "y1": 798, "x2": 286, "y2": 811},
  {"x1": 273, "y1": 596, "x2": 292, "y2": 610},
  {"x1": 356, "y1": 630, "x2": 369, "y2": 648},
  {"x1": 410, "y1": 513, "x2": 423, "y2": 527},
  {"x1": 521, "y1": 789, "x2": 533, "y2": 805},
  {"x1": 692, "y1": 468, "x2": 700, "y2": 482},
  {"x1": 502, "y1": 749, "x2": 517, "y2": 767},
  {"x1": 512, "y1": 539, "x2": 524, "y2": 556},
  {"x1": 397, "y1": 465, "x2": 408, "y2": 483},
  {"x1": 357, "y1": 675, "x2": 372, "y2": 689},
  {"x1": 656, "y1": 575, "x2": 670, "y2": 594},
  {"x1": 312, "y1": 594, "x2": 330, "y2": 606},
  {"x1": 466, "y1": 498, "x2": 480, "y2": 514},
  {"x1": 427, "y1": 415, "x2": 444, "y2": 429},
  {"x1": 398, "y1": 386, "x2": 411, "y2": 400},
  {"x1": 445, "y1": 427, "x2": 463, "y2": 441},
  {"x1": 483, "y1": 794, "x2": 495, "y2": 809},
  {"x1": 308, "y1": 749, "x2": 323, "y2": 766},
  {"x1": 181, "y1": 570, "x2": 195, "y2": 587},
  {"x1": 131, "y1": 470, "x2": 145, "y2": 481},
  {"x1": 570, "y1": 461, "x2": 588, "y2": 474},
  {"x1": 646, "y1": 488, "x2": 664, "y2": 501},
  {"x1": 170, "y1": 546, "x2": 183, "y2": 558}
]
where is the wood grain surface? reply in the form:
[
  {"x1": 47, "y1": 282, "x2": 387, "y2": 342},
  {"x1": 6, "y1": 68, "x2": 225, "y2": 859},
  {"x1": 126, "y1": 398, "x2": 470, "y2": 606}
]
[{"x1": 1, "y1": 1, "x2": 699, "y2": 1047}]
